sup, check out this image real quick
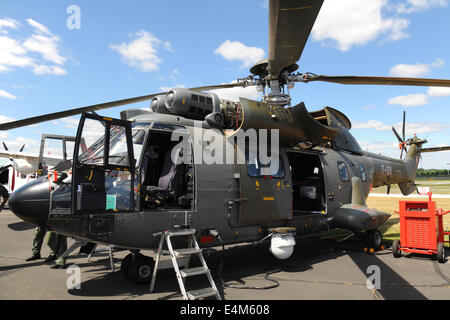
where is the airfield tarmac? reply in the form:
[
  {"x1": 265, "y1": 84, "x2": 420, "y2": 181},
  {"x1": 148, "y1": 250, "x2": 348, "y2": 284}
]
[{"x1": 1, "y1": 208, "x2": 450, "y2": 300}]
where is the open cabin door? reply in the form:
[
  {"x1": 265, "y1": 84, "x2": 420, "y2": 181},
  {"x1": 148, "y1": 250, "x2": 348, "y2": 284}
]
[
  {"x1": 238, "y1": 146, "x2": 292, "y2": 225},
  {"x1": 72, "y1": 113, "x2": 135, "y2": 216}
]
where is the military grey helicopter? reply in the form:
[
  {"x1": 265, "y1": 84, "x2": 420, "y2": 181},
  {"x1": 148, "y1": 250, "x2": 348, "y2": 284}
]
[{"x1": 2, "y1": 0, "x2": 450, "y2": 293}]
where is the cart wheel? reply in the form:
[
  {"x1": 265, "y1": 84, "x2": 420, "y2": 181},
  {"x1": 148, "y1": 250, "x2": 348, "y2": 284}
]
[
  {"x1": 364, "y1": 229, "x2": 383, "y2": 250},
  {"x1": 393, "y1": 240, "x2": 402, "y2": 258},
  {"x1": 437, "y1": 243, "x2": 446, "y2": 263}
]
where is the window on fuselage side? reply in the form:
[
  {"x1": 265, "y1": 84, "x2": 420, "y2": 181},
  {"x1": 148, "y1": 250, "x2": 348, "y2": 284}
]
[
  {"x1": 337, "y1": 161, "x2": 349, "y2": 182},
  {"x1": 359, "y1": 164, "x2": 367, "y2": 182}
]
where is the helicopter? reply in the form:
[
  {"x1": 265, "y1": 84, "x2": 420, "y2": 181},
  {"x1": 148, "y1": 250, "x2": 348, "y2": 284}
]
[{"x1": 2, "y1": 0, "x2": 450, "y2": 290}]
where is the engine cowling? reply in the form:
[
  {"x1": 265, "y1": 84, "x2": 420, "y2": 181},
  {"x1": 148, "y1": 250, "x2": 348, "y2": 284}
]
[
  {"x1": 150, "y1": 95, "x2": 171, "y2": 114},
  {"x1": 164, "y1": 88, "x2": 221, "y2": 120}
]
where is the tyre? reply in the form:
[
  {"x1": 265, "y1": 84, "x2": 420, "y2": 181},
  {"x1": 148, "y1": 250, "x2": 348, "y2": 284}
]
[
  {"x1": 392, "y1": 239, "x2": 402, "y2": 258},
  {"x1": 127, "y1": 254, "x2": 155, "y2": 284},
  {"x1": 363, "y1": 229, "x2": 383, "y2": 250},
  {"x1": 120, "y1": 253, "x2": 133, "y2": 278},
  {"x1": 437, "y1": 243, "x2": 446, "y2": 263}
]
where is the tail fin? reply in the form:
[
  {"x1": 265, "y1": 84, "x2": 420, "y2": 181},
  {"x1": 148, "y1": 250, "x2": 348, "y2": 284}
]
[
  {"x1": 397, "y1": 136, "x2": 426, "y2": 195},
  {"x1": 399, "y1": 138, "x2": 450, "y2": 196}
]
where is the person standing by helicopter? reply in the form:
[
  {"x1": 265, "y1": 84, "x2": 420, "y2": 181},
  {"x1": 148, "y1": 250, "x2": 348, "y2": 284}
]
[
  {"x1": 0, "y1": 165, "x2": 10, "y2": 212},
  {"x1": 0, "y1": 182, "x2": 9, "y2": 212}
]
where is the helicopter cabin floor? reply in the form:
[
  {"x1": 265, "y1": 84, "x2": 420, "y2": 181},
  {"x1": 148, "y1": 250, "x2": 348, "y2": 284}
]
[{"x1": 1, "y1": 206, "x2": 450, "y2": 301}]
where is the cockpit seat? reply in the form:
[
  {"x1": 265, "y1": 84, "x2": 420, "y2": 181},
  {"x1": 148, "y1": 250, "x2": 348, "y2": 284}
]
[{"x1": 145, "y1": 148, "x2": 181, "y2": 201}]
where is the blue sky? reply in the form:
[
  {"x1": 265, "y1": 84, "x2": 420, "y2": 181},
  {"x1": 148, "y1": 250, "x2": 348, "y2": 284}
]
[{"x1": 0, "y1": 0, "x2": 449, "y2": 169}]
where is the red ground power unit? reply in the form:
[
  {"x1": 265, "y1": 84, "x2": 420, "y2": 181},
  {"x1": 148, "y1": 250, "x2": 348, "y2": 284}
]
[{"x1": 393, "y1": 199, "x2": 449, "y2": 263}]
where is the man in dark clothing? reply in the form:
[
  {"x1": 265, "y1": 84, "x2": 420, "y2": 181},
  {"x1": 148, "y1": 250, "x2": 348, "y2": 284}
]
[{"x1": 0, "y1": 183, "x2": 9, "y2": 212}]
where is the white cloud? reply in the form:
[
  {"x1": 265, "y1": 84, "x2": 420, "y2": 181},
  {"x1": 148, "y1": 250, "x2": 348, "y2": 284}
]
[
  {"x1": 396, "y1": 0, "x2": 448, "y2": 13},
  {"x1": 353, "y1": 119, "x2": 450, "y2": 136},
  {"x1": 313, "y1": 1, "x2": 447, "y2": 52},
  {"x1": 353, "y1": 120, "x2": 391, "y2": 131},
  {"x1": 110, "y1": 30, "x2": 172, "y2": 72},
  {"x1": 59, "y1": 118, "x2": 80, "y2": 129},
  {"x1": 427, "y1": 87, "x2": 450, "y2": 97},
  {"x1": 32, "y1": 65, "x2": 66, "y2": 75},
  {"x1": 0, "y1": 18, "x2": 20, "y2": 34},
  {"x1": 389, "y1": 58, "x2": 445, "y2": 77},
  {"x1": 0, "y1": 89, "x2": 16, "y2": 100},
  {"x1": 389, "y1": 83, "x2": 450, "y2": 107},
  {"x1": 0, "y1": 115, "x2": 15, "y2": 124},
  {"x1": 0, "y1": 36, "x2": 34, "y2": 72},
  {"x1": 398, "y1": 122, "x2": 450, "y2": 135},
  {"x1": 26, "y1": 18, "x2": 51, "y2": 35},
  {"x1": 160, "y1": 84, "x2": 186, "y2": 92},
  {"x1": 390, "y1": 63, "x2": 429, "y2": 77},
  {"x1": 388, "y1": 93, "x2": 429, "y2": 107},
  {"x1": 359, "y1": 140, "x2": 398, "y2": 154},
  {"x1": 362, "y1": 104, "x2": 376, "y2": 110},
  {"x1": 209, "y1": 81, "x2": 262, "y2": 101},
  {"x1": 24, "y1": 31, "x2": 66, "y2": 66},
  {"x1": 312, "y1": 0, "x2": 410, "y2": 51},
  {"x1": 214, "y1": 40, "x2": 265, "y2": 68},
  {"x1": 0, "y1": 18, "x2": 67, "y2": 75}
]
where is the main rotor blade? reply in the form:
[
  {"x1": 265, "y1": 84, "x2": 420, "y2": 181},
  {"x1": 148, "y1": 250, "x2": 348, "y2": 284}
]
[
  {"x1": 0, "y1": 83, "x2": 245, "y2": 131},
  {"x1": 0, "y1": 94, "x2": 159, "y2": 131},
  {"x1": 268, "y1": 0, "x2": 323, "y2": 75},
  {"x1": 402, "y1": 111, "x2": 406, "y2": 142},
  {"x1": 421, "y1": 146, "x2": 450, "y2": 153},
  {"x1": 191, "y1": 82, "x2": 246, "y2": 92},
  {"x1": 302, "y1": 75, "x2": 450, "y2": 87}
]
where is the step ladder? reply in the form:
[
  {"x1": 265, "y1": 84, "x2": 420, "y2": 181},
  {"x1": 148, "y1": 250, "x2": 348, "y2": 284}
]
[{"x1": 149, "y1": 229, "x2": 221, "y2": 300}]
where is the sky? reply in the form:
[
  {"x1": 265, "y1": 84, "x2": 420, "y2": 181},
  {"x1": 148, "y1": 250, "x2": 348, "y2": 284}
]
[{"x1": 0, "y1": 0, "x2": 449, "y2": 169}]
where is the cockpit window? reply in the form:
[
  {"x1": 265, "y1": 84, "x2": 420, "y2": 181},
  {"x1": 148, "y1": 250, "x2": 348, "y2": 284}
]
[
  {"x1": 108, "y1": 126, "x2": 130, "y2": 167},
  {"x1": 78, "y1": 122, "x2": 148, "y2": 168},
  {"x1": 78, "y1": 118, "x2": 106, "y2": 165}
]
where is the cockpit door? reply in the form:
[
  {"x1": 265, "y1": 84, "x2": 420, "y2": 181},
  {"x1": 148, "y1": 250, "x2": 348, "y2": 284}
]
[{"x1": 72, "y1": 113, "x2": 135, "y2": 214}]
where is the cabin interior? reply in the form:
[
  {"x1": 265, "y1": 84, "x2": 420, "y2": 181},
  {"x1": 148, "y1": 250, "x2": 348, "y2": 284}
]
[{"x1": 287, "y1": 152, "x2": 326, "y2": 216}]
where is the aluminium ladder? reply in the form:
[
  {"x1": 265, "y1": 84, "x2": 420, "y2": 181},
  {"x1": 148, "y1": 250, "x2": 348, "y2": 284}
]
[{"x1": 149, "y1": 229, "x2": 221, "y2": 300}]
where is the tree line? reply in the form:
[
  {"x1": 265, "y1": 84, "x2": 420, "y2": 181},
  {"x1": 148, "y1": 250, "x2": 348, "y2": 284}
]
[{"x1": 417, "y1": 169, "x2": 450, "y2": 177}]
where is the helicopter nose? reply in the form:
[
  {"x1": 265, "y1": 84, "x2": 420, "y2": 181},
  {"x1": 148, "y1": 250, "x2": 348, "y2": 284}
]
[{"x1": 8, "y1": 178, "x2": 50, "y2": 227}]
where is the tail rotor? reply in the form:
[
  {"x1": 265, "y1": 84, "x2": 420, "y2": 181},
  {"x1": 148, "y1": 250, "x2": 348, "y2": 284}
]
[{"x1": 392, "y1": 111, "x2": 408, "y2": 159}]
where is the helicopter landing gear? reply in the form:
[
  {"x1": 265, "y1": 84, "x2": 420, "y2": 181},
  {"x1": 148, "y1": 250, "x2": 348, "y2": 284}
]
[
  {"x1": 120, "y1": 253, "x2": 133, "y2": 278},
  {"x1": 121, "y1": 252, "x2": 155, "y2": 284},
  {"x1": 363, "y1": 229, "x2": 383, "y2": 250}
]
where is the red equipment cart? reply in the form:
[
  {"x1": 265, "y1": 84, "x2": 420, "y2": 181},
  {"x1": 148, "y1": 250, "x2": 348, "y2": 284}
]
[{"x1": 392, "y1": 196, "x2": 449, "y2": 263}]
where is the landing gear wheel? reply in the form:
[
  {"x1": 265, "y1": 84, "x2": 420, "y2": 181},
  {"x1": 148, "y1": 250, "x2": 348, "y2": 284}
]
[
  {"x1": 437, "y1": 243, "x2": 446, "y2": 263},
  {"x1": 127, "y1": 254, "x2": 155, "y2": 284},
  {"x1": 392, "y1": 239, "x2": 402, "y2": 258},
  {"x1": 363, "y1": 229, "x2": 383, "y2": 250},
  {"x1": 120, "y1": 253, "x2": 133, "y2": 278}
]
